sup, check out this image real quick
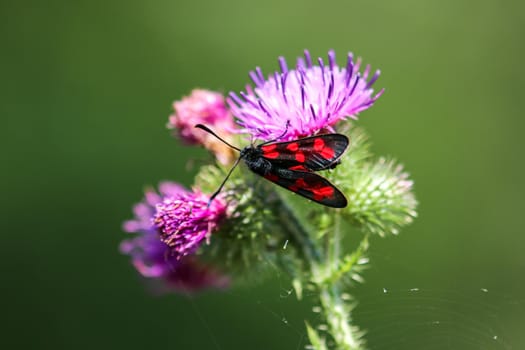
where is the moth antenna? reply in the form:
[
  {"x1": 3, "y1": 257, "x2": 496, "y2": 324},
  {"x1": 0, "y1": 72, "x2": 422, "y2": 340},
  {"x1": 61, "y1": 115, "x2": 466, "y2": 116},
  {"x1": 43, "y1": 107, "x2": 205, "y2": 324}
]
[
  {"x1": 259, "y1": 120, "x2": 291, "y2": 146},
  {"x1": 194, "y1": 124, "x2": 241, "y2": 152},
  {"x1": 207, "y1": 156, "x2": 242, "y2": 206}
]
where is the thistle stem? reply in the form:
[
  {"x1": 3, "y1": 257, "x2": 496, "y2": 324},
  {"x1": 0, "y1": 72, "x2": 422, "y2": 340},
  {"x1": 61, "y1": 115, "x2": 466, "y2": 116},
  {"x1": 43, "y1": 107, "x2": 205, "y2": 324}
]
[
  {"x1": 276, "y1": 193, "x2": 322, "y2": 264},
  {"x1": 319, "y1": 287, "x2": 360, "y2": 350},
  {"x1": 316, "y1": 211, "x2": 363, "y2": 350},
  {"x1": 326, "y1": 211, "x2": 342, "y2": 273},
  {"x1": 276, "y1": 193, "x2": 365, "y2": 350}
]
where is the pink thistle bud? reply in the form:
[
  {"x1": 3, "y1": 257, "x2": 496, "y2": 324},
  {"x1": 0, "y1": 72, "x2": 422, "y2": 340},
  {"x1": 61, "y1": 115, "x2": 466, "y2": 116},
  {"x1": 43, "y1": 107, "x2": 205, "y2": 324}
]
[{"x1": 168, "y1": 89, "x2": 237, "y2": 165}]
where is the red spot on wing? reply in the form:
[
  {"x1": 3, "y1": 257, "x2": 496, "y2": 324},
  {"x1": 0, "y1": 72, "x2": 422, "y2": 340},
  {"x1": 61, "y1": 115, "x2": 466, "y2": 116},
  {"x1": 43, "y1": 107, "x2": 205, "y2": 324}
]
[
  {"x1": 295, "y1": 152, "x2": 305, "y2": 163},
  {"x1": 265, "y1": 151, "x2": 279, "y2": 159},
  {"x1": 289, "y1": 165, "x2": 307, "y2": 171},
  {"x1": 286, "y1": 142, "x2": 299, "y2": 151},
  {"x1": 261, "y1": 144, "x2": 280, "y2": 159},
  {"x1": 262, "y1": 144, "x2": 277, "y2": 151},
  {"x1": 264, "y1": 173, "x2": 279, "y2": 182},
  {"x1": 313, "y1": 138, "x2": 335, "y2": 160},
  {"x1": 313, "y1": 138, "x2": 325, "y2": 151},
  {"x1": 296, "y1": 178, "x2": 308, "y2": 187},
  {"x1": 312, "y1": 185, "x2": 335, "y2": 201},
  {"x1": 289, "y1": 178, "x2": 307, "y2": 192},
  {"x1": 321, "y1": 147, "x2": 335, "y2": 160}
]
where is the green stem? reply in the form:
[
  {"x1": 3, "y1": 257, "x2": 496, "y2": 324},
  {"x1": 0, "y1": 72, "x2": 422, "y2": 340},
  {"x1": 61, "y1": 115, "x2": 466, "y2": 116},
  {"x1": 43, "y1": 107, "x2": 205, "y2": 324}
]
[
  {"x1": 276, "y1": 193, "x2": 365, "y2": 350},
  {"x1": 326, "y1": 211, "x2": 342, "y2": 273},
  {"x1": 276, "y1": 192, "x2": 322, "y2": 264},
  {"x1": 317, "y1": 212, "x2": 363, "y2": 350},
  {"x1": 319, "y1": 287, "x2": 361, "y2": 350}
]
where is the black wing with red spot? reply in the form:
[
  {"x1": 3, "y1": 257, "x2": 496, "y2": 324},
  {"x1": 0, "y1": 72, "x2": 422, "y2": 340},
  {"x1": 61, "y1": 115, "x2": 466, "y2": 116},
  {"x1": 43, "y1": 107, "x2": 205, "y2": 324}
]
[
  {"x1": 263, "y1": 169, "x2": 347, "y2": 208},
  {"x1": 259, "y1": 134, "x2": 349, "y2": 171}
]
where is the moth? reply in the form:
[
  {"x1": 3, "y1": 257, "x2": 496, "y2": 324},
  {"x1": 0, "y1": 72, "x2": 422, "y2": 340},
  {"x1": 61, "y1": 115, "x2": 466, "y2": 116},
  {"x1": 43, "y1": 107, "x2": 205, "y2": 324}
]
[{"x1": 195, "y1": 124, "x2": 349, "y2": 208}]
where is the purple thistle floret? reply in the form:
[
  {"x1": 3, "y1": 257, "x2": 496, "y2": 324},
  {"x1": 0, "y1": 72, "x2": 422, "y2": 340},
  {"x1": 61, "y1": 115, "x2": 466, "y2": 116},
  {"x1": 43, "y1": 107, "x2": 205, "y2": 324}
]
[
  {"x1": 228, "y1": 49, "x2": 384, "y2": 141},
  {"x1": 121, "y1": 182, "x2": 229, "y2": 293},
  {"x1": 154, "y1": 189, "x2": 226, "y2": 260}
]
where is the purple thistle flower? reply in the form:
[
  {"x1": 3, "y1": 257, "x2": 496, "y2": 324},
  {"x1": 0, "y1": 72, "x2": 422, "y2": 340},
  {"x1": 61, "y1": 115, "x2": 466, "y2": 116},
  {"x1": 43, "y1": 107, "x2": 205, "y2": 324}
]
[
  {"x1": 122, "y1": 182, "x2": 185, "y2": 235},
  {"x1": 154, "y1": 189, "x2": 226, "y2": 260},
  {"x1": 228, "y1": 50, "x2": 384, "y2": 142},
  {"x1": 121, "y1": 182, "x2": 229, "y2": 293}
]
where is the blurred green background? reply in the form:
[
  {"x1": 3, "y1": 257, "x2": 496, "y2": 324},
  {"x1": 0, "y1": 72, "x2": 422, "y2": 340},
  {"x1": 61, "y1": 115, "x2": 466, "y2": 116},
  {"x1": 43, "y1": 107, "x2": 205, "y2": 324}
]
[{"x1": 3, "y1": 0, "x2": 524, "y2": 349}]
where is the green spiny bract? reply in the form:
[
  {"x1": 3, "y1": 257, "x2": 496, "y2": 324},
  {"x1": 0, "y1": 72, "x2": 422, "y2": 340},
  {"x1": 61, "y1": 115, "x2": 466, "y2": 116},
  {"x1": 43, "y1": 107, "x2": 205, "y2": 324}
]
[
  {"x1": 195, "y1": 163, "x2": 304, "y2": 281},
  {"x1": 337, "y1": 156, "x2": 418, "y2": 236}
]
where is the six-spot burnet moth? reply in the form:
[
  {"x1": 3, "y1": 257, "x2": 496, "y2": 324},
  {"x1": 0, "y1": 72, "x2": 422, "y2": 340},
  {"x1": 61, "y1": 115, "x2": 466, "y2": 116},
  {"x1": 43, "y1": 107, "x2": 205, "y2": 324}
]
[{"x1": 195, "y1": 124, "x2": 349, "y2": 208}]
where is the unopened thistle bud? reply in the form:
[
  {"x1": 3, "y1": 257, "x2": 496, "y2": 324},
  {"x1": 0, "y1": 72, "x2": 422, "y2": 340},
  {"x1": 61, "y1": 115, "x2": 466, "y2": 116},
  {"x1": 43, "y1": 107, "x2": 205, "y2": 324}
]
[{"x1": 168, "y1": 89, "x2": 237, "y2": 165}]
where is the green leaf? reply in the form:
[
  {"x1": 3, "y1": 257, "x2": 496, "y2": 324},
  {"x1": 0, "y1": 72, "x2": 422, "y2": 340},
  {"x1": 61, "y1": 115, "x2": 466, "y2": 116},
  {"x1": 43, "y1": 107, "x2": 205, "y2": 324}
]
[{"x1": 305, "y1": 322, "x2": 328, "y2": 350}]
